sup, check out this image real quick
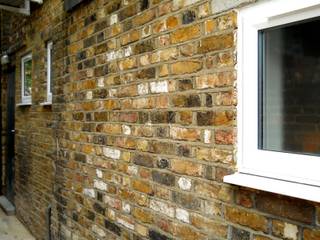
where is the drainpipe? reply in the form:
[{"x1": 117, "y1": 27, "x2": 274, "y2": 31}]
[
  {"x1": 0, "y1": 11, "x2": 3, "y2": 195},
  {"x1": 46, "y1": 204, "x2": 52, "y2": 240}
]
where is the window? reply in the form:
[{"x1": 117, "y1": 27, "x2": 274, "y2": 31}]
[
  {"x1": 224, "y1": 0, "x2": 320, "y2": 201},
  {"x1": 64, "y1": 0, "x2": 87, "y2": 11},
  {"x1": 21, "y1": 53, "x2": 32, "y2": 104},
  {"x1": 47, "y1": 41, "x2": 53, "y2": 103}
]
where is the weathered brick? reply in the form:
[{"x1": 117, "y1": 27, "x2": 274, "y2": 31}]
[
  {"x1": 152, "y1": 170, "x2": 175, "y2": 186},
  {"x1": 182, "y1": 10, "x2": 196, "y2": 24},
  {"x1": 150, "y1": 199, "x2": 175, "y2": 218},
  {"x1": 171, "y1": 94, "x2": 201, "y2": 107},
  {"x1": 256, "y1": 193, "x2": 315, "y2": 224},
  {"x1": 272, "y1": 220, "x2": 299, "y2": 240},
  {"x1": 171, "y1": 159, "x2": 203, "y2": 176},
  {"x1": 231, "y1": 227, "x2": 250, "y2": 240},
  {"x1": 199, "y1": 33, "x2": 234, "y2": 53},
  {"x1": 132, "y1": 179, "x2": 154, "y2": 195},
  {"x1": 170, "y1": 127, "x2": 200, "y2": 141},
  {"x1": 304, "y1": 229, "x2": 320, "y2": 240},
  {"x1": 170, "y1": 25, "x2": 201, "y2": 44},
  {"x1": 133, "y1": 153, "x2": 154, "y2": 168},
  {"x1": 190, "y1": 213, "x2": 228, "y2": 238},
  {"x1": 133, "y1": 207, "x2": 153, "y2": 223},
  {"x1": 172, "y1": 61, "x2": 202, "y2": 75},
  {"x1": 105, "y1": 219, "x2": 121, "y2": 236},
  {"x1": 225, "y1": 207, "x2": 268, "y2": 232},
  {"x1": 172, "y1": 191, "x2": 201, "y2": 210},
  {"x1": 149, "y1": 229, "x2": 171, "y2": 240}
]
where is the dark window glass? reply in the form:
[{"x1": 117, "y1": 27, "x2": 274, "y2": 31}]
[
  {"x1": 24, "y1": 59, "x2": 32, "y2": 97},
  {"x1": 259, "y1": 19, "x2": 320, "y2": 155}
]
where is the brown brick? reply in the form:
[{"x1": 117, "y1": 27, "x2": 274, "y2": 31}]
[
  {"x1": 215, "y1": 129, "x2": 235, "y2": 145},
  {"x1": 132, "y1": 179, "x2": 154, "y2": 195},
  {"x1": 256, "y1": 193, "x2": 315, "y2": 224},
  {"x1": 304, "y1": 229, "x2": 320, "y2": 240},
  {"x1": 133, "y1": 207, "x2": 153, "y2": 223},
  {"x1": 170, "y1": 25, "x2": 201, "y2": 44},
  {"x1": 213, "y1": 111, "x2": 235, "y2": 126},
  {"x1": 152, "y1": 170, "x2": 175, "y2": 186},
  {"x1": 225, "y1": 207, "x2": 268, "y2": 232},
  {"x1": 172, "y1": 223, "x2": 205, "y2": 240},
  {"x1": 199, "y1": 33, "x2": 234, "y2": 53},
  {"x1": 133, "y1": 153, "x2": 154, "y2": 168},
  {"x1": 133, "y1": 10, "x2": 155, "y2": 26},
  {"x1": 166, "y1": 16, "x2": 179, "y2": 29},
  {"x1": 171, "y1": 94, "x2": 201, "y2": 107},
  {"x1": 172, "y1": 192, "x2": 201, "y2": 210},
  {"x1": 190, "y1": 213, "x2": 228, "y2": 238},
  {"x1": 170, "y1": 127, "x2": 201, "y2": 141},
  {"x1": 171, "y1": 61, "x2": 202, "y2": 75},
  {"x1": 171, "y1": 159, "x2": 203, "y2": 177},
  {"x1": 272, "y1": 220, "x2": 299, "y2": 240}
]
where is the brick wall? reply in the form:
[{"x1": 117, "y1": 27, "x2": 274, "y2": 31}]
[{"x1": 1, "y1": 0, "x2": 320, "y2": 240}]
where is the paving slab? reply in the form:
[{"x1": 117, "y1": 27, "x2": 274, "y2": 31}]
[{"x1": 0, "y1": 208, "x2": 35, "y2": 240}]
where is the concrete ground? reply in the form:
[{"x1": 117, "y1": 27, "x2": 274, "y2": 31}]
[{"x1": 0, "y1": 208, "x2": 35, "y2": 240}]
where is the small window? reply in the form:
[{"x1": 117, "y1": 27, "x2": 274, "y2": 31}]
[
  {"x1": 224, "y1": 0, "x2": 320, "y2": 201},
  {"x1": 21, "y1": 53, "x2": 32, "y2": 104},
  {"x1": 47, "y1": 41, "x2": 53, "y2": 103}
]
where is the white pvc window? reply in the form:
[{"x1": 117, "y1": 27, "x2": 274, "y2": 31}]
[
  {"x1": 21, "y1": 53, "x2": 32, "y2": 104},
  {"x1": 236, "y1": 0, "x2": 320, "y2": 187},
  {"x1": 46, "y1": 41, "x2": 53, "y2": 103}
]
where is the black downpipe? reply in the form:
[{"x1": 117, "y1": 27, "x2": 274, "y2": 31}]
[
  {"x1": 0, "y1": 11, "x2": 3, "y2": 195},
  {"x1": 46, "y1": 204, "x2": 52, "y2": 240}
]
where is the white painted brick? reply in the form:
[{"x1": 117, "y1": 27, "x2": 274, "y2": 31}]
[
  {"x1": 108, "y1": 209, "x2": 116, "y2": 220},
  {"x1": 173, "y1": 0, "x2": 183, "y2": 10},
  {"x1": 83, "y1": 188, "x2": 95, "y2": 198},
  {"x1": 94, "y1": 179, "x2": 107, "y2": 191},
  {"x1": 150, "y1": 199, "x2": 174, "y2": 218},
  {"x1": 92, "y1": 225, "x2": 106, "y2": 237},
  {"x1": 176, "y1": 208, "x2": 190, "y2": 223},
  {"x1": 116, "y1": 49, "x2": 124, "y2": 59},
  {"x1": 86, "y1": 91, "x2": 92, "y2": 100},
  {"x1": 150, "y1": 81, "x2": 168, "y2": 93},
  {"x1": 178, "y1": 177, "x2": 192, "y2": 190},
  {"x1": 204, "y1": 130, "x2": 211, "y2": 143},
  {"x1": 104, "y1": 195, "x2": 121, "y2": 209},
  {"x1": 96, "y1": 169, "x2": 103, "y2": 178},
  {"x1": 284, "y1": 223, "x2": 298, "y2": 240},
  {"x1": 110, "y1": 14, "x2": 118, "y2": 25},
  {"x1": 184, "y1": 0, "x2": 201, "y2": 6},
  {"x1": 122, "y1": 125, "x2": 131, "y2": 135},
  {"x1": 109, "y1": 89, "x2": 117, "y2": 97},
  {"x1": 106, "y1": 51, "x2": 116, "y2": 62},
  {"x1": 124, "y1": 46, "x2": 132, "y2": 57},
  {"x1": 117, "y1": 217, "x2": 135, "y2": 230},
  {"x1": 97, "y1": 77, "x2": 105, "y2": 87},
  {"x1": 122, "y1": 203, "x2": 131, "y2": 213},
  {"x1": 103, "y1": 147, "x2": 121, "y2": 159},
  {"x1": 128, "y1": 165, "x2": 138, "y2": 175},
  {"x1": 138, "y1": 83, "x2": 149, "y2": 95}
]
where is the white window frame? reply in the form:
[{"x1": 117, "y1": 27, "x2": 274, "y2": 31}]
[
  {"x1": 225, "y1": 0, "x2": 320, "y2": 202},
  {"x1": 21, "y1": 53, "x2": 32, "y2": 104},
  {"x1": 46, "y1": 41, "x2": 53, "y2": 103}
]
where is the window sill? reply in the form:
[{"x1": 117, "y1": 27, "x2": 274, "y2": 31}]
[
  {"x1": 16, "y1": 102, "x2": 32, "y2": 107},
  {"x1": 224, "y1": 173, "x2": 320, "y2": 202},
  {"x1": 40, "y1": 101, "x2": 52, "y2": 106}
]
